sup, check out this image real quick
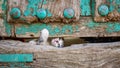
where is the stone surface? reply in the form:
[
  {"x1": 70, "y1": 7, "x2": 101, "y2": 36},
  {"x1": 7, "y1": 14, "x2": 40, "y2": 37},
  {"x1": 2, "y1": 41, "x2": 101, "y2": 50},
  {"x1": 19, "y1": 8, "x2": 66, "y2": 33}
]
[{"x1": 0, "y1": 40, "x2": 120, "y2": 68}]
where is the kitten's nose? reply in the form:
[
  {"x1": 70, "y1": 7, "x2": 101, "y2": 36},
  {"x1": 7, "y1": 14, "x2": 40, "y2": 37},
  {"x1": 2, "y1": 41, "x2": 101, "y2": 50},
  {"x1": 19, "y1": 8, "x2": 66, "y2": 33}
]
[{"x1": 58, "y1": 44, "x2": 63, "y2": 48}]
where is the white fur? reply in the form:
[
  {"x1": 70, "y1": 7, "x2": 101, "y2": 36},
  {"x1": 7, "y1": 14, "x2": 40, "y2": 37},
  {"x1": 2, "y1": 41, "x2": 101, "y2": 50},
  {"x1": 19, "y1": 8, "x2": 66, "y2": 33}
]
[
  {"x1": 51, "y1": 38, "x2": 64, "y2": 48},
  {"x1": 38, "y1": 29, "x2": 49, "y2": 45},
  {"x1": 29, "y1": 40, "x2": 36, "y2": 45}
]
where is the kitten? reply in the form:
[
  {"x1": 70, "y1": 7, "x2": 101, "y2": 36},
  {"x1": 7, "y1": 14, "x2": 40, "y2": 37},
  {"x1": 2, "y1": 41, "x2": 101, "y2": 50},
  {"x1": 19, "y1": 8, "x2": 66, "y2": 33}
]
[{"x1": 51, "y1": 38, "x2": 64, "y2": 48}]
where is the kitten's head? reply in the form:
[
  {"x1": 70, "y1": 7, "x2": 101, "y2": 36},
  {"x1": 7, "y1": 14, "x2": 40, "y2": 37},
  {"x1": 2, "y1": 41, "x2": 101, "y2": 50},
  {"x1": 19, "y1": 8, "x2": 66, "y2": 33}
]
[{"x1": 51, "y1": 38, "x2": 64, "y2": 48}]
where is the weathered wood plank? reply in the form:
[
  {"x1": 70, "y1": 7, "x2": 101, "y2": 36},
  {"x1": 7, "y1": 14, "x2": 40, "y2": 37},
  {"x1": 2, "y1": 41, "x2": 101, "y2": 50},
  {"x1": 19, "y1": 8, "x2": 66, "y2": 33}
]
[
  {"x1": 0, "y1": 40, "x2": 120, "y2": 68},
  {"x1": 14, "y1": 17, "x2": 120, "y2": 38},
  {"x1": 7, "y1": 0, "x2": 80, "y2": 23},
  {"x1": 7, "y1": 0, "x2": 41, "y2": 23},
  {"x1": 0, "y1": 54, "x2": 33, "y2": 62},
  {"x1": 42, "y1": 0, "x2": 80, "y2": 23}
]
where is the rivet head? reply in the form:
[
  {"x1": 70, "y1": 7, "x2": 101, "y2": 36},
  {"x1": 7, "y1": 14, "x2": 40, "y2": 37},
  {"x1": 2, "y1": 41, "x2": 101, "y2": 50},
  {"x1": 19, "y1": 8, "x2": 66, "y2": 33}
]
[
  {"x1": 63, "y1": 8, "x2": 75, "y2": 19},
  {"x1": 98, "y1": 4, "x2": 109, "y2": 16},
  {"x1": 37, "y1": 8, "x2": 47, "y2": 19},
  {"x1": 10, "y1": 8, "x2": 21, "y2": 19}
]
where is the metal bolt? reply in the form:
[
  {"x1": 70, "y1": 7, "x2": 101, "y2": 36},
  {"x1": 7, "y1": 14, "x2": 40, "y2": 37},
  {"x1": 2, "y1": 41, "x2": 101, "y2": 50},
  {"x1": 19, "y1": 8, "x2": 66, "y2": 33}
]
[{"x1": 10, "y1": 8, "x2": 21, "y2": 19}]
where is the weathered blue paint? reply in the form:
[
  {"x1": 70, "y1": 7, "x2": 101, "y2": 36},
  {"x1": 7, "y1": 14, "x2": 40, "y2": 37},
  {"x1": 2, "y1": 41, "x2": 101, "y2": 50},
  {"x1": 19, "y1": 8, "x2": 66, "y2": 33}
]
[
  {"x1": 107, "y1": 0, "x2": 120, "y2": 13},
  {"x1": 85, "y1": 20, "x2": 120, "y2": 33},
  {"x1": 116, "y1": 0, "x2": 120, "y2": 13},
  {"x1": 10, "y1": 8, "x2": 21, "y2": 19},
  {"x1": 24, "y1": 0, "x2": 47, "y2": 16},
  {"x1": 63, "y1": 8, "x2": 74, "y2": 19},
  {"x1": 91, "y1": 0, "x2": 96, "y2": 16},
  {"x1": 37, "y1": 8, "x2": 47, "y2": 19},
  {"x1": 106, "y1": 23, "x2": 120, "y2": 33},
  {"x1": 98, "y1": 5, "x2": 109, "y2": 16},
  {"x1": 15, "y1": 23, "x2": 76, "y2": 36},
  {"x1": 62, "y1": 25, "x2": 73, "y2": 34},
  {"x1": 46, "y1": 9, "x2": 52, "y2": 17},
  {"x1": 107, "y1": 0, "x2": 115, "y2": 12},
  {"x1": 85, "y1": 21, "x2": 100, "y2": 29},
  {"x1": 2, "y1": 0, "x2": 7, "y2": 11},
  {"x1": 2, "y1": 0, "x2": 12, "y2": 36},
  {"x1": 117, "y1": 5, "x2": 120, "y2": 12},
  {"x1": 80, "y1": 0, "x2": 91, "y2": 16},
  {"x1": 0, "y1": 54, "x2": 33, "y2": 62},
  {"x1": 2, "y1": 0, "x2": 120, "y2": 37}
]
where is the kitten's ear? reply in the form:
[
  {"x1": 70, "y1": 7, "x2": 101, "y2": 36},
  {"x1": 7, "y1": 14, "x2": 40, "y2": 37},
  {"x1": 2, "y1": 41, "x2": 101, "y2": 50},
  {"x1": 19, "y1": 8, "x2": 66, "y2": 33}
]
[{"x1": 59, "y1": 37, "x2": 64, "y2": 41}]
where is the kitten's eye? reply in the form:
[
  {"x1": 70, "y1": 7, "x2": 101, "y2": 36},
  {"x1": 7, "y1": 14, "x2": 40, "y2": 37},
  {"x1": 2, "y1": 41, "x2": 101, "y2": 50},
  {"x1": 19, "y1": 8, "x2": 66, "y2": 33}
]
[{"x1": 56, "y1": 41, "x2": 59, "y2": 43}]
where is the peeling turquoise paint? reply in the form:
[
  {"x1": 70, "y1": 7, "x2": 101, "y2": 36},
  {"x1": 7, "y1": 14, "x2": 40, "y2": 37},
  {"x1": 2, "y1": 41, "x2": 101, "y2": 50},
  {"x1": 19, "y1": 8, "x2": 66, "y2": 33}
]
[
  {"x1": 2, "y1": 0, "x2": 7, "y2": 11},
  {"x1": 107, "y1": 0, "x2": 120, "y2": 13},
  {"x1": 46, "y1": 9, "x2": 52, "y2": 17},
  {"x1": 24, "y1": 0, "x2": 47, "y2": 16},
  {"x1": 62, "y1": 25, "x2": 73, "y2": 34},
  {"x1": 53, "y1": 27, "x2": 60, "y2": 33},
  {"x1": 80, "y1": 0, "x2": 91, "y2": 16},
  {"x1": 3, "y1": 20, "x2": 12, "y2": 36},
  {"x1": 0, "y1": 54, "x2": 33, "y2": 62},
  {"x1": 106, "y1": 23, "x2": 120, "y2": 33},
  {"x1": 91, "y1": 0, "x2": 95, "y2": 16},
  {"x1": 85, "y1": 21, "x2": 99, "y2": 29},
  {"x1": 2, "y1": 0, "x2": 120, "y2": 37},
  {"x1": 16, "y1": 24, "x2": 75, "y2": 36},
  {"x1": 2, "y1": 0, "x2": 12, "y2": 36},
  {"x1": 43, "y1": 0, "x2": 47, "y2": 4},
  {"x1": 86, "y1": 20, "x2": 120, "y2": 33}
]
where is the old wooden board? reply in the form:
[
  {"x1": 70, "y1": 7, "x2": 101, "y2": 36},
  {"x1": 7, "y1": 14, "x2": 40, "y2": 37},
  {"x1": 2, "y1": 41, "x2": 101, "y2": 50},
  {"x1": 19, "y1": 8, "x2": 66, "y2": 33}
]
[
  {"x1": 0, "y1": 54, "x2": 33, "y2": 62},
  {"x1": 94, "y1": 0, "x2": 120, "y2": 22},
  {"x1": 42, "y1": 0, "x2": 80, "y2": 23},
  {"x1": 15, "y1": 17, "x2": 120, "y2": 38},
  {"x1": 0, "y1": 40, "x2": 120, "y2": 68},
  {"x1": 1, "y1": 0, "x2": 120, "y2": 37},
  {"x1": 7, "y1": 0, "x2": 80, "y2": 23},
  {"x1": 7, "y1": 0, "x2": 42, "y2": 23}
]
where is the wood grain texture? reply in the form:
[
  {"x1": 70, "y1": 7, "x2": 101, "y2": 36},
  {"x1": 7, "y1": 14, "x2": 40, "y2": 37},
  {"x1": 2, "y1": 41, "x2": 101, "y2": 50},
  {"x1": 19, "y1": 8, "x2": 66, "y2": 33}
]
[
  {"x1": 0, "y1": 40, "x2": 120, "y2": 68},
  {"x1": 7, "y1": 0, "x2": 80, "y2": 23},
  {"x1": 42, "y1": 0, "x2": 80, "y2": 23}
]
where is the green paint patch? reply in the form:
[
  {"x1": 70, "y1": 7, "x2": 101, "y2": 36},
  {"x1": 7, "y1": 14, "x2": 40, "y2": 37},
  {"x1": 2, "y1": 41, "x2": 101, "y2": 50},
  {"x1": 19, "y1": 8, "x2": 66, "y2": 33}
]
[
  {"x1": 91, "y1": 0, "x2": 95, "y2": 16},
  {"x1": 2, "y1": 0, "x2": 7, "y2": 11},
  {"x1": 4, "y1": 20, "x2": 12, "y2": 36},
  {"x1": 80, "y1": 0, "x2": 91, "y2": 16},
  {"x1": 24, "y1": 0, "x2": 47, "y2": 16},
  {"x1": 107, "y1": 0, "x2": 120, "y2": 13},
  {"x1": 62, "y1": 25, "x2": 73, "y2": 34},
  {"x1": 0, "y1": 54, "x2": 33, "y2": 62},
  {"x1": 16, "y1": 23, "x2": 47, "y2": 35},
  {"x1": 2, "y1": 0, "x2": 12, "y2": 36},
  {"x1": 15, "y1": 23, "x2": 76, "y2": 36},
  {"x1": 75, "y1": 26, "x2": 80, "y2": 32},
  {"x1": 106, "y1": 23, "x2": 120, "y2": 33},
  {"x1": 86, "y1": 21, "x2": 99, "y2": 29},
  {"x1": 46, "y1": 9, "x2": 52, "y2": 17}
]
